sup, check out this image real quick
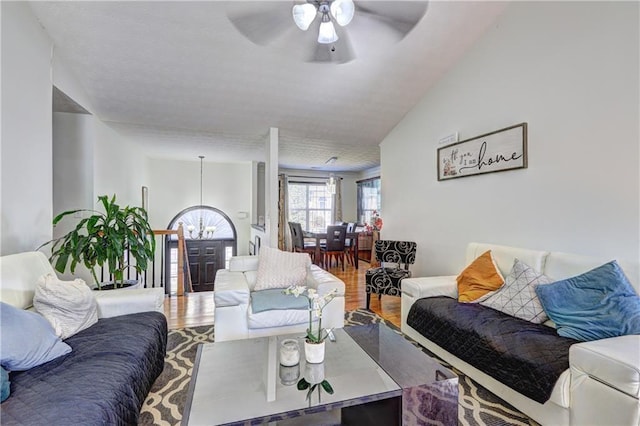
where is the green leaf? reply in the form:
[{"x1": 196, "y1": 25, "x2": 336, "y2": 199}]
[
  {"x1": 297, "y1": 378, "x2": 310, "y2": 391},
  {"x1": 54, "y1": 253, "x2": 69, "y2": 273},
  {"x1": 320, "y1": 380, "x2": 334, "y2": 394},
  {"x1": 52, "y1": 209, "x2": 82, "y2": 225}
]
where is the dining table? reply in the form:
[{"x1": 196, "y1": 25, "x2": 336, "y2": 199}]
[{"x1": 302, "y1": 230, "x2": 360, "y2": 270}]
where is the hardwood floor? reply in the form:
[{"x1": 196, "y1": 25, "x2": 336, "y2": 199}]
[{"x1": 163, "y1": 259, "x2": 401, "y2": 330}]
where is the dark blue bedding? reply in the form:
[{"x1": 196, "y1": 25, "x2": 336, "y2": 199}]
[
  {"x1": 1, "y1": 311, "x2": 167, "y2": 426},
  {"x1": 407, "y1": 296, "x2": 577, "y2": 404}
]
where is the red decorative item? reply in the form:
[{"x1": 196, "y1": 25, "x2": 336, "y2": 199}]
[{"x1": 370, "y1": 210, "x2": 383, "y2": 231}]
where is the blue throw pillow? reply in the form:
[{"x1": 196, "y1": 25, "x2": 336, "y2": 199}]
[
  {"x1": 1, "y1": 367, "x2": 9, "y2": 402},
  {"x1": 251, "y1": 289, "x2": 309, "y2": 314},
  {"x1": 535, "y1": 261, "x2": 640, "y2": 341},
  {"x1": 0, "y1": 302, "x2": 72, "y2": 371}
]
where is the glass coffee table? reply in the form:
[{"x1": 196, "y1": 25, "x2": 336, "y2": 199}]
[{"x1": 183, "y1": 323, "x2": 457, "y2": 425}]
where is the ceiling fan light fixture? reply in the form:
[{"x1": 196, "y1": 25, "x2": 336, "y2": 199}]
[
  {"x1": 318, "y1": 19, "x2": 338, "y2": 44},
  {"x1": 330, "y1": 0, "x2": 355, "y2": 27},
  {"x1": 292, "y1": 3, "x2": 317, "y2": 31}
]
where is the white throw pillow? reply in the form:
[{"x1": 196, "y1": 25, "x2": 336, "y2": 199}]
[
  {"x1": 254, "y1": 247, "x2": 311, "y2": 291},
  {"x1": 480, "y1": 258, "x2": 551, "y2": 324},
  {"x1": 33, "y1": 274, "x2": 98, "y2": 339}
]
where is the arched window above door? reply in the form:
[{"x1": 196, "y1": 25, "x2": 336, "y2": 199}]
[{"x1": 168, "y1": 206, "x2": 236, "y2": 240}]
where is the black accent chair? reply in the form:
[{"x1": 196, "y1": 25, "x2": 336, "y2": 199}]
[
  {"x1": 365, "y1": 240, "x2": 417, "y2": 310},
  {"x1": 289, "y1": 222, "x2": 316, "y2": 261}
]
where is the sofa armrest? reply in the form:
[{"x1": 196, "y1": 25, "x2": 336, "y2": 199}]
[
  {"x1": 214, "y1": 270, "x2": 250, "y2": 307},
  {"x1": 570, "y1": 335, "x2": 640, "y2": 398},
  {"x1": 401, "y1": 276, "x2": 458, "y2": 300},
  {"x1": 228, "y1": 256, "x2": 259, "y2": 272},
  {"x1": 307, "y1": 265, "x2": 346, "y2": 297},
  {"x1": 93, "y1": 287, "x2": 164, "y2": 318}
]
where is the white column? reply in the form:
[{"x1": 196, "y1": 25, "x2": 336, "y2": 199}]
[{"x1": 265, "y1": 127, "x2": 279, "y2": 248}]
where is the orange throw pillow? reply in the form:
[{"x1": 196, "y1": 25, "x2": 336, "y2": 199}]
[{"x1": 457, "y1": 250, "x2": 505, "y2": 302}]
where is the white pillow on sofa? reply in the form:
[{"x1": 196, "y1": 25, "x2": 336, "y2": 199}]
[
  {"x1": 33, "y1": 274, "x2": 98, "y2": 339},
  {"x1": 254, "y1": 247, "x2": 311, "y2": 291}
]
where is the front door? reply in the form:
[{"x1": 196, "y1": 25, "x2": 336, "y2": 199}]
[
  {"x1": 187, "y1": 240, "x2": 226, "y2": 292},
  {"x1": 166, "y1": 205, "x2": 238, "y2": 295}
]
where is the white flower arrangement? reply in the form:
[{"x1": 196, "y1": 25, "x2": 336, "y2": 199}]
[{"x1": 284, "y1": 285, "x2": 339, "y2": 344}]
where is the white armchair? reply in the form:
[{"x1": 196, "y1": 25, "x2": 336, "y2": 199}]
[{"x1": 214, "y1": 255, "x2": 346, "y2": 342}]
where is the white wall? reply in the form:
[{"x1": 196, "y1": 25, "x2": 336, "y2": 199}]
[
  {"x1": 52, "y1": 112, "x2": 95, "y2": 235},
  {"x1": 0, "y1": 2, "x2": 146, "y2": 261},
  {"x1": 1, "y1": 2, "x2": 54, "y2": 255},
  {"x1": 93, "y1": 122, "x2": 147, "y2": 208},
  {"x1": 339, "y1": 173, "x2": 359, "y2": 223},
  {"x1": 359, "y1": 166, "x2": 380, "y2": 182},
  {"x1": 146, "y1": 158, "x2": 252, "y2": 254},
  {"x1": 380, "y1": 2, "x2": 639, "y2": 277}
]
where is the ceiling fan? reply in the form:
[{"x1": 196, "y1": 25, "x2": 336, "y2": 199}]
[{"x1": 226, "y1": 1, "x2": 429, "y2": 64}]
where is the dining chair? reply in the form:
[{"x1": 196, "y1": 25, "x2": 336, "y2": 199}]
[
  {"x1": 288, "y1": 222, "x2": 316, "y2": 261},
  {"x1": 344, "y1": 222, "x2": 358, "y2": 267},
  {"x1": 320, "y1": 225, "x2": 347, "y2": 270},
  {"x1": 365, "y1": 240, "x2": 417, "y2": 309}
]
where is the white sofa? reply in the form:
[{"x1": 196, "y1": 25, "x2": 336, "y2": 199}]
[
  {"x1": 0, "y1": 251, "x2": 167, "y2": 424},
  {"x1": 0, "y1": 251, "x2": 165, "y2": 316},
  {"x1": 214, "y1": 255, "x2": 346, "y2": 342},
  {"x1": 401, "y1": 242, "x2": 640, "y2": 426}
]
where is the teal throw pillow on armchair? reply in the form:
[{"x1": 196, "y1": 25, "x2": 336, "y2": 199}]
[
  {"x1": 251, "y1": 289, "x2": 308, "y2": 313},
  {"x1": 535, "y1": 261, "x2": 640, "y2": 341}
]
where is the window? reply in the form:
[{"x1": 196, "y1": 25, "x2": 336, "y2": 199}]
[
  {"x1": 288, "y1": 182, "x2": 333, "y2": 233},
  {"x1": 357, "y1": 177, "x2": 381, "y2": 226}
]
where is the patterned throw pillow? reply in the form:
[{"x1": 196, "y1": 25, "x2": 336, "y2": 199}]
[
  {"x1": 457, "y1": 250, "x2": 505, "y2": 302},
  {"x1": 254, "y1": 246, "x2": 311, "y2": 291},
  {"x1": 480, "y1": 258, "x2": 552, "y2": 324}
]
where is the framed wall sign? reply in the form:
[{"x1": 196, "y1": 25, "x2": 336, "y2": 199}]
[{"x1": 437, "y1": 123, "x2": 528, "y2": 181}]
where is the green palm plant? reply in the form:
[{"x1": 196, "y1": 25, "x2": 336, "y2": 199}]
[{"x1": 40, "y1": 195, "x2": 155, "y2": 289}]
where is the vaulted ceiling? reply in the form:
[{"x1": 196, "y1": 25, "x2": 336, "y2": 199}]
[{"x1": 34, "y1": 1, "x2": 507, "y2": 172}]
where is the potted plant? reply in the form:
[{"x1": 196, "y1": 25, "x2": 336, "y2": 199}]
[
  {"x1": 40, "y1": 195, "x2": 155, "y2": 289},
  {"x1": 283, "y1": 285, "x2": 339, "y2": 363}
]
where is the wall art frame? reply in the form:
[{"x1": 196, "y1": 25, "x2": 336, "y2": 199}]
[{"x1": 437, "y1": 122, "x2": 528, "y2": 181}]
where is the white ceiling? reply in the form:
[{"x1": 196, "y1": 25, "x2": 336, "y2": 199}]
[{"x1": 33, "y1": 1, "x2": 508, "y2": 172}]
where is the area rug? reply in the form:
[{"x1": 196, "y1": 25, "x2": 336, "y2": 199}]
[{"x1": 139, "y1": 309, "x2": 534, "y2": 425}]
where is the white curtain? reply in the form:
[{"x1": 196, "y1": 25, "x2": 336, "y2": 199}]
[{"x1": 332, "y1": 177, "x2": 343, "y2": 224}]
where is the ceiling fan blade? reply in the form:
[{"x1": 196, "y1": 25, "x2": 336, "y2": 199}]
[
  {"x1": 355, "y1": 1, "x2": 428, "y2": 41},
  {"x1": 226, "y1": 1, "x2": 297, "y2": 46},
  {"x1": 307, "y1": 28, "x2": 355, "y2": 64}
]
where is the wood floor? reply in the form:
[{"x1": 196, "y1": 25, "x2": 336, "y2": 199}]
[{"x1": 163, "y1": 259, "x2": 401, "y2": 330}]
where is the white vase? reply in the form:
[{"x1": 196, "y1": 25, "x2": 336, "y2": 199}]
[
  {"x1": 304, "y1": 362, "x2": 325, "y2": 384},
  {"x1": 304, "y1": 340, "x2": 325, "y2": 364}
]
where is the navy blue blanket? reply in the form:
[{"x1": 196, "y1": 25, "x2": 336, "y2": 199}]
[
  {"x1": 407, "y1": 297, "x2": 577, "y2": 403},
  {"x1": 1, "y1": 311, "x2": 167, "y2": 425}
]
